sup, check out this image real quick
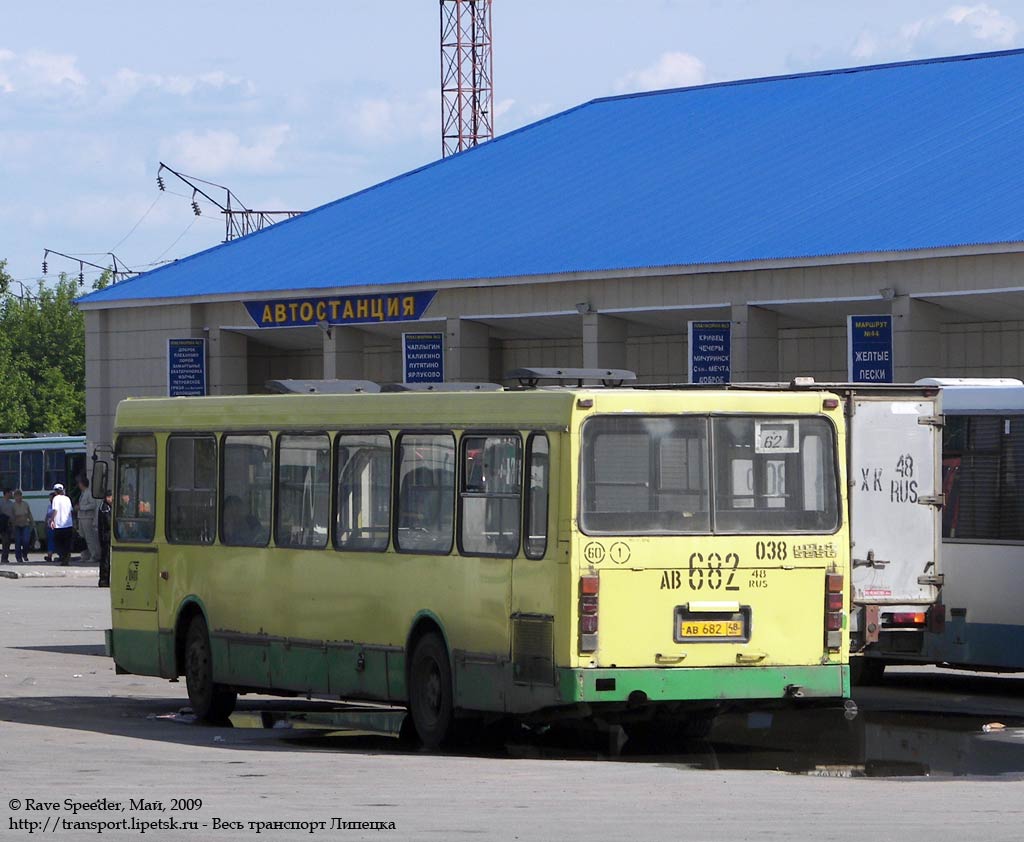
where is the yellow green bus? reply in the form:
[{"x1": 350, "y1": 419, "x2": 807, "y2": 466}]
[{"x1": 105, "y1": 383, "x2": 849, "y2": 747}]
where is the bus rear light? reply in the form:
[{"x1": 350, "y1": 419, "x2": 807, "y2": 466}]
[
  {"x1": 823, "y1": 398, "x2": 840, "y2": 410},
  {"x1": 579, "y1": 575, "x2": 599, "y2": 653},
  {"x1": 826, "y1": 573, "x2": 844, "y2": 594},
  {"x1": 827, "y1": 592, "x2": 844, "y2": 612},
  {"x1": 826, "y1": 612, "x2": 843, "y2": 632},
  {"x1": 888, "y1": 612, "x2": 927, "y2": 626}
]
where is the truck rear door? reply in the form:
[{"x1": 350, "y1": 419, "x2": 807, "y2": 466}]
[{"x1": 849, "y1": 394, "x2": 942, "y2": 610}]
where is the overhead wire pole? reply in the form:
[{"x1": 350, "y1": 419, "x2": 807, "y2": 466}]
[
  {"x1": 440, "y1": 0, "x2": 494, "y2": 157},
  {"x1": 41, "y1": 249, "x2": 137, "y2": 286},
  {"x1": 156, "y1": 162, "x2": 303, "y2": 242}
]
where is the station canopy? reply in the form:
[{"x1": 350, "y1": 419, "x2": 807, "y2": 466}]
[{"x1": 79, "y1": 48, "x2": 1024, "y2": 307}]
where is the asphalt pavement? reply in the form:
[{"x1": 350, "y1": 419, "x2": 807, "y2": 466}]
[{"x1": 2, "y1": 576, "x2": 1024, "y2": 841}]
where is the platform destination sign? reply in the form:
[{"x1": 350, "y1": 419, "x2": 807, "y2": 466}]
[
  {"x1": 243, "y1": 290, "x2": 437, "y2": 328},
  {"x1": 167, "y1": 338, "x2": 207, "y2": 397},
  {"x1": 847, "y1": 315, "x2": 893, "y2": 383},
  {"x1": 403, "y1": 332, "x2": 445, "y2": 384},
  {"x1": 688, "y1": 320, "x2": 731, "y2": 384}
]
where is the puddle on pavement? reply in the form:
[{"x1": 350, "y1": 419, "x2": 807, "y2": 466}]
[{"x1": 155, "y1": 703, "x2": 1024, "y2": 778}]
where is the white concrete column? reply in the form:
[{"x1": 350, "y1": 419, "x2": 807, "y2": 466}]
[
  {"x1": 323, "y1": 326, "x2": 366, "y2": 380},
  {"x1": 446, "y1": 317, "x2": 491, "y2": 382},
  {"x1": 582, "y1": 313, "x2": 628, "y2": 370},
  {"x1": 207, "y1": 327, "x2": 248, "y2": 395},
  {"x1": 891, "y1": 296, "x2": 942, "y2": 382},
  {"x1": 731, "y1": 304, "x2": 779, "y2": 382},
  {"x1": 85, "y1": 309, "x2": 112, "y2": 458}
]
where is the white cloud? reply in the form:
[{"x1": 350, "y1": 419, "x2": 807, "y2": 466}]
[
  {"x1": 159, "y1": 125, "x2": 291, "y2": 174},
  {"x1": 945, "y1": 4, "x2": 1019, "y2": 44},
  {"x1": 851, "y1": 3, "x2": 1019, "y2": 62},
  {"x1": 342, "y1": 89, "x2": 435, "y2": 146},
  {"x1": 23, "y1": 51, "x2": 86, "y2": 87},
  {"x1": 104, "y1": 68, "x2": 254, "y2": 101},
  {"x1": 614, "y1": 51, "x2": 707, "y2": 94}
]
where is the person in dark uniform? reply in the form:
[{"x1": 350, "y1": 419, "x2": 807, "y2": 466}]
[{"x1": 97, "y1": 490, "x2": 112, "y2": 588}]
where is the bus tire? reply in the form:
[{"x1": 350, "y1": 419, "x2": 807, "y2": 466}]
[
  {"x1": 184, "y1": 615, "x2": 236, "y2": 722},
  {"x1": 408, "y1": 632, "x2": 454, "y2": 750}
]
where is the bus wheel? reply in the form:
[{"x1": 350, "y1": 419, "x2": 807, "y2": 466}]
[
  {"x1": 408, "y1": 632, "x2": 454, "y2": 750},
  {"x1": 184, "y1": 615, "x2": 237, "y2": 722}
]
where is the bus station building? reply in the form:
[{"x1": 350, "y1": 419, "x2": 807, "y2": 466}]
[{"x1": 78, "y1": 48, "x2": 1024, "y2": 457}]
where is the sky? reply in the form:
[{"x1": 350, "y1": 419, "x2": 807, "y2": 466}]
[{"x1": 1, "y1": 0, "x2": 1023, "y2": 287}]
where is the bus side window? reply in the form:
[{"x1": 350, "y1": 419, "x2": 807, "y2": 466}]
[
  {"x1": 524, "y1": 433, "x2": 549, "y2": 559},
  {"x1": 395, "y1": 433, "x2": 455, "y2": 554},
  {"x1": 21, "y1": 451, "x2": 42, "y2": 492},
  {"x1": 44, "y1": 450, "x2": 65, "y2": 491},
  {"x1": 115, "y1": 434, "x2": 156, "y2": 543},
  {"x1": 459, "y1": 433, "x2": 522, "y2": 558},
  {"x1": 166, "y1": 435, "x2": 217, "y2": 545},
  {"x1": 275, "y1": 433, "x2": 330, "y2": 549},
  {"x1": 221, "y1": 434, "x2": 272, "y2": 547},
  {"x1": 0, "y1": 451, "x2": 19, "y2": 491},
  {"x1": 335, "y1": 433, "x2": 391, "y2": 552}
]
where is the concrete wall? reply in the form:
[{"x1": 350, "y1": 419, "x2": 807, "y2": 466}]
[{"x1": 84, "y1": 249, "x2": 1024, "y2": 455}]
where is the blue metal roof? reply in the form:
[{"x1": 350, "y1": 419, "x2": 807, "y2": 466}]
[{"x1": 80, "y1": 49, "x2": 1024, "y2": 305}]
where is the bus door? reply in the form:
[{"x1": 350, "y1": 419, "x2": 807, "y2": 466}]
[
  {"x1": 508, "y1": 433, "x2": 557, "y2": 693},
  {"x1": 848, "y1": 394, "x2": 942, "y2": 653},
  {"x1": 109, "y1": 434, "x2": 161, "y2": 676}
]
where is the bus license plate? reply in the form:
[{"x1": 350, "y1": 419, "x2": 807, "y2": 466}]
[
  {"x1": 674, "y1": 607, "x2": 750, "y2": 643},
  {"x1": 680, "y1": 620, "x2": 744, "y2": 638}
]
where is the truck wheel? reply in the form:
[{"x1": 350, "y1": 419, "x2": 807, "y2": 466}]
[
  {"x1": 408, "y1": 632, "x2": 454, "y2": 750},
  {"x1": 184, "y1": 615, "x2": 237, "y2": 722}
]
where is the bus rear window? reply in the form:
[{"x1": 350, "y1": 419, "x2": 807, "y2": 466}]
[
  {"x1": 580, "y1": 415, "x2": 838, "y2": 535},
  {"x1": 712, "y1": 416, "x2": 838, "y2": 534},
  {"x1": 581, "y1": 416, "x2": 709, "y2": 535}
]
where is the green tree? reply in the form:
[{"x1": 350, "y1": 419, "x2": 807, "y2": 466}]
[{"x1": 0, "y1": 259, "x2": 88, "y2": 434}]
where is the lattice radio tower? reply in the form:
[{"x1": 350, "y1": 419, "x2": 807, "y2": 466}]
[{"x1": 440, "y1": 0, "x2": 494, "y2": 157}]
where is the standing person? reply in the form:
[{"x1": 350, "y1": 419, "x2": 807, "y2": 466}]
[
  {"x1": 10, "y1": 490, "x2": 34, "y2": 563},
  {"x1": 49, "y1": 484, "x2": 74, "y2": 566},
  {"x1": 97, "y1": 490, "x2": 112, "y2": 588},
  {"x1": 0, "y1": 488, "x2": 13, "y2": 564},
  {"x1": 76, "y1": 477, "x2": 101, "y2": 565},
  {"x1": 44, "y1": 491, "x2": 56, "y2": 563}
]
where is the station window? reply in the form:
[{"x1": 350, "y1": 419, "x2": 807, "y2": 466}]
[
  {"x1": 335, "y1": 433, "x2": 391, "y2": 552},
  {"x1": 114, "y1": 434, "x2": 156, "y2": 543},
  {"x1": 276, "y1": 433, "x2": 330, "y2": 549},
  {"x1": 524, "y1": 434, "x2": 549, "y2": 559},
  {"x1": 395, "y1": 433, "x2": 455, "y2": 554},
  {"x1": 21, "y1": 451, "x2": 42, "y2": 492},
  {"x1": 459, "y1": 433, "x2": 522, "y2": 558},
  {"x1": 0, "y1": 452, "x2": 19, "y2": 491},
  {"x1": 166, "y1": 435, "x2": 217, "y2": 545},
  {"x1": 221, "y1": 434, "x2": 272, "y2": 547}
]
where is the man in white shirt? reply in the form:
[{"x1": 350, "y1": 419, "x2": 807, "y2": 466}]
[{"x1": 49, "y1": 484, "x2": 74, "y2": 566}]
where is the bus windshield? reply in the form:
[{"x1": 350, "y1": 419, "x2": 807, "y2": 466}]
[{"x1": 580, "y1": 415, "x2": 839, "y2": 535}]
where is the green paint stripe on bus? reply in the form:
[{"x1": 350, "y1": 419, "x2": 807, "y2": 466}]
[{"x1": 557, "y1": 664, "x2": 849, "y2": 703}]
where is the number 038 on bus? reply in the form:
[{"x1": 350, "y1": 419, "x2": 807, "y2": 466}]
[{"x1": 104, "y1": 383, "x2": 849, "y2": 747}]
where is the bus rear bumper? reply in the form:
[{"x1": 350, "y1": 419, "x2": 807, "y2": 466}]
[{"x1": 557, "y1": 664, "x2": 849, "y2": 704}]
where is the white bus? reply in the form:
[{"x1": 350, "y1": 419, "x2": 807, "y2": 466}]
[
  {"x1": 0, "y1": 435, "x2": 87, "y2": 546},
  {"x1": 914, "y1": 379, "x2": 1024, "y2": 672}
]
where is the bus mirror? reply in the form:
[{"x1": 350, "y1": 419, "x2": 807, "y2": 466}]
[{"x1": 91, "y1": 460, "x2": 109, "y2": 499}]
